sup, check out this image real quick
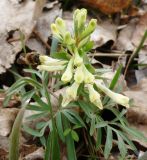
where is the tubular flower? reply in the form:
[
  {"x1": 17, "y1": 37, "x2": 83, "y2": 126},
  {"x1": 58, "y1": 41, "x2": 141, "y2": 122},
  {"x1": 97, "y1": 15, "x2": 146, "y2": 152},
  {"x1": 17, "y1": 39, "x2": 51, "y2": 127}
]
[
  {"x1": 95, "y1": 80, "x2": 130, "y2": 108},
  {"x1": 74, "y1": 49, "x2": 83, "y2": 66},
  {"x1": 66, "y1": 82, "x2": 79, "y2": 100},
  {"x1": 51, "y1": 23, "x2": 62, "y2": 40},
  {"x1": 39, "y1": 55, "x2": 67, "y2": 66},
  {"x1": 74, "y1": 64, "x2": 84, "y2": 84},
  {"x1": 37, "y1": 65, "x2": 65, "y2": 72},
  {"x1": 83, "y1": 65, "x2": 95, "y2": 84},
  {"x1": 61, "y1": 58, "x2": 74, "y2": 83},
  {"x1": 87, "y1": 84, "x2": 103, "y2": 109},
  {"x1": 62, "y1": 82, "x2": 79, "y2": 107}
]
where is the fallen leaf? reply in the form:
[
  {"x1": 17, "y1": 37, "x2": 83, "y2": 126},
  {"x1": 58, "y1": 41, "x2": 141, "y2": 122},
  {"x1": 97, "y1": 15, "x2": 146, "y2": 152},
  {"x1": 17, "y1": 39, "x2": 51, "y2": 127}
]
[
  {"x1": 132, "y1": 13, "x2": 147, "y2": 47},
  {"x1": 0, "y1": 0, "x2": 36, "y2": 73},
  {"x1": 80, "y1": 0, "x2": 132, "y2": 14},
  {"x1": 124, "y1": 78, "x2": 147, "y2": 125},
  {"x1": 23, "y1": 147, "x2": 44, "y2": 160},
  {"x1": 0, "y1": 108, "x2": 19, "y2": 136}
]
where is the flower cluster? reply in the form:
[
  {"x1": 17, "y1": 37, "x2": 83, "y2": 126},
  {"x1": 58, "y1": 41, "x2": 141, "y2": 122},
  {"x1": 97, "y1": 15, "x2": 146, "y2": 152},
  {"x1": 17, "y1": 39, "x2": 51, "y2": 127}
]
[{"x1": 37, "y1": 9, "x2": 130, "y2": 109}]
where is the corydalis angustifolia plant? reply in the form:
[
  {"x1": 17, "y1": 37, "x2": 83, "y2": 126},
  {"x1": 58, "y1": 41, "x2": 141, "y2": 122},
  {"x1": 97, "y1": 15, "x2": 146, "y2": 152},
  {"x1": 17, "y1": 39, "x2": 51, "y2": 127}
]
[{"x1": 37, "y1": 8, "x2": 130, "y2": 109}]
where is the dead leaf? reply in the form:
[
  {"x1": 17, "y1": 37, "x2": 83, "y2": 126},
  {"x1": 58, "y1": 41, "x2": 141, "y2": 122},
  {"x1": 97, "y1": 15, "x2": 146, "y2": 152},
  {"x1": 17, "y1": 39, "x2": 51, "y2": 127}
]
[
  {"x1": 26, "y1": 2, "x2": 62, "y2": 53},
  {"x1": 132, "y1": 13, "x2": 147, "y2": 47},
  {"x1": 92, "y1": 21, "x2": 117, "y2": 48},
  {"x1": 23, "y1": 147, "x2": 44, "y2": 160},
  {"x1": 0, "y1": 108, "x2": 19, "y2": 136},
  {"x1": 80, "y1": 0, "x2": 132, "y2": 14},
  {"x1": 0, "y1": 0, "x2": 36, "y2": 73},
  {"x1": 115, "y1": 20, "x2": 136, "y2": 51},
  {"x1": 124, "y1": 78, "x2": 147, "y2": 125}
]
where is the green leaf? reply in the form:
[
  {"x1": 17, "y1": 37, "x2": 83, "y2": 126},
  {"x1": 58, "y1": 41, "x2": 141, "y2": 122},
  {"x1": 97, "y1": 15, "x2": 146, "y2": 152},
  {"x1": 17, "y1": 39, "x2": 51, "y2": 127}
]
[
  {"x1": 64, "y1": 110, "x2": 86, "y2": 128},
  {"x1": 63, "y1": 116, "x2": 77, "y2": 160},
  {"x1": 64, "y1": 128, "x2": 71, "y2": 136},
  {"x1": 83, "y1": 40, "x2": 94, "y2": 53},
  {"x1": 85, "y1": 63, "x2": 95, "y2": 74},
  {"x1": 96, "y1": 128, "x2": 102, "y2": 150},
  {"x1": 24, "y1": 69, "x2": 42, "y2": 79},
  {"x1": 90, "y1": 116, "x2": 95, "y2": 136},
  {"x1": 21, "y1": 89, "x2": 35, "y2": 102},
  {"x1": 121, "y1": 125, "x2": 147, "y2": 141},
  {"x1": 117, "y1": 133, "x2": 127, "y2": 158},
  {"x1": 56, "y1": 112, "x2": 65, "y2": 142},
  {"x1": 26, "y1": 112, "x2": 48, "y2": 121},
  {"x1": 109, "y1": 65, "x2": 122, "y2": 90},
  {"x1": 71, "y1": 130, "x2": 79, "y2": 142},
  {"x1": 78, "y1": 101, "x2": 93, "y2": 117},
  {"x1": 23, "y1": 125, "x2": 45, "y2": 137},
  {"x1": 26, "y1": 104, "x2": 49, "y2": 112},
  {"x1": 95, "y1": 121, "x2": 108, "y2": 128},
  {"x1": 33, "y1": 94, "x2": 49, "y2": 111},
  {"x1": 9, "y1": 107, "x2": 25, "y2": 160},
  {"x1": 52, "y1": 51, "x2": 71, "y2": 60},
  {"x1": 104, "y1": 126, "x2": 113, "y2": 159}
]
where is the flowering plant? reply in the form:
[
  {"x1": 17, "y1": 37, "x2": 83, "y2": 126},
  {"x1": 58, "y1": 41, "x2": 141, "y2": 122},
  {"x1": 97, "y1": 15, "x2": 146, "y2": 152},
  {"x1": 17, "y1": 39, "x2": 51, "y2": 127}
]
[
  {"x1": 7, "y1": 8, "x2": 147, "y2": 160},
  {"x1": 37, "y1": 8, "x2": 130, "y2": 110}
]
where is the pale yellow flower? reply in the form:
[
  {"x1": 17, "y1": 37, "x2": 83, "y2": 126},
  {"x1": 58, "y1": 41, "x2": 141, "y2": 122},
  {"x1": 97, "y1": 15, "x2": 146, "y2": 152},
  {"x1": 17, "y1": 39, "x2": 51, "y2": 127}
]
[
  {"x1": 74, "y1": 49, "x2": 83, "y2": 66},
  {"x1": 74, "y1": 64, "x2": 84, "y2": 84},
  {"x1": 87, "y1": 84, "x2": 103, "y2": 109},
  {"x1": 61, "y1": 58, "x2": 74, "y2": 83},
  {"x1": 39, "y1": 55, "x2": 67, "y2": 66},
  {"x1": 62, "y1": 82, "x2": 79, "y2": 107},
  {"x1": 83, "y1": 65, "x2": 95, "y2": 84},
  {"x1": 37, "y1": 65, "x2": 65, "y2": 72},
  {"x1": 95, "y1": 80, "x2": 130, "y2": 108}
]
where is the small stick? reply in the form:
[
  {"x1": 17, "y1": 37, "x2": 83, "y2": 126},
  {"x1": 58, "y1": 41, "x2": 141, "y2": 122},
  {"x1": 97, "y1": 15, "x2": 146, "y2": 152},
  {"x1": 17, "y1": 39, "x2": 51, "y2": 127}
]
[{"x1": 124, "y1": 30, "x2": 147, "y2": 77}]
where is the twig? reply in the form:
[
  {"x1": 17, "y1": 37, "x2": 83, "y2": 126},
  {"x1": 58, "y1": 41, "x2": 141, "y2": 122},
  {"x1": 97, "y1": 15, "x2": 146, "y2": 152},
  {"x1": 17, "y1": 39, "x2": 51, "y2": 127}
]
[{"x1": 124, "y1": 30, "x2": 147, "y2": 77}]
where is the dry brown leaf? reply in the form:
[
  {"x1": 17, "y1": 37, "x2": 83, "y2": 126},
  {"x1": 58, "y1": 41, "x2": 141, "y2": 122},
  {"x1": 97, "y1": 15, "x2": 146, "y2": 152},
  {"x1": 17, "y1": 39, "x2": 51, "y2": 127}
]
[
  {"x1": 0, "y1": 0, "x2": 36, "y2": 73},
  {"x1": 92, "y1": 21, "x2": 117, "y2": 48},
  {"x1": 23, "y1": 147, "x2": 44, "y2": 160},
  {"x1": 26, "y1": 2, "x2": 61, "y2": 53},
  {"x1": 80, "y1": 0, "x2": 132, "y2": 14},
  {"x1": 124, "y1": 78, "x2": 147, "y2": 125},
  {"x1": 132, "y1": 13, "x2": 147, "y2": 47},
  {"x1": 115, "y1": 21, "x2": 136, "y2": 51},
  {"x1": 0, "y1": 108, "x2": 19, "y2": 136}
]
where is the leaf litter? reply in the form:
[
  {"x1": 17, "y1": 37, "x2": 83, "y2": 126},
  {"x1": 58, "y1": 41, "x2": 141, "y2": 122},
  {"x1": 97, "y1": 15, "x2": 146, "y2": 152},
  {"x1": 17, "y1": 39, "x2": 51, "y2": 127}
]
[{"x1": 0, "y1": 0, "x2": 147, "y2": 159}]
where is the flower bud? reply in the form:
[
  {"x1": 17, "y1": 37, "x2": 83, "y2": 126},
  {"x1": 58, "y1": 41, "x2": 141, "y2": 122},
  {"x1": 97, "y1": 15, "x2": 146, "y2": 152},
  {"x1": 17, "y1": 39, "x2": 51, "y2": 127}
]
[
  {"x1": 51, "y1": 23, "x2": 62, "y2": 40},
  {"x1": 74, "y1": 49, "x2": 83, "y2": 66},
  {"x1": 87, "y1": 84, "x2": 103, "y2": 109},
  {"x1": 83, "y1": 65, "x2": 95, "y2": 84},
  {"x1": 95, "y1": 80, "x2": 130, "y2": 108},
  {"x1": 74, "y1": 64, "x2": 84, "y2": 84},
  {"x1": 78, "y1": 9, "x2": 87, "y2": 29},
  {"x1": 61, "y1": 58, "x2": 73, "y2": 83},
  {"x1": 80, "y1": 19, "x2": 97, "y2": 40},
  {"x1": 51, "y1": 23, "x2": 59, "y2": 34},
  {"x1": 55, "y1": 17, "x2": 66, "y2": 35},
  {"x1": 64, "y1": 31, "x2": 75, "y2": 45}
]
